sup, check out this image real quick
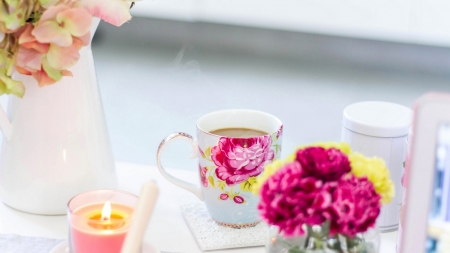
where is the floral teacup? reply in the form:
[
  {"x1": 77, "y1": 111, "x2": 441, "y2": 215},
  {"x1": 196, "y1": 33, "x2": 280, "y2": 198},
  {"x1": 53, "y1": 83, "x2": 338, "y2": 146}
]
[{"x1": 157, "y1": 110, "x2": 283, "y2": 228}]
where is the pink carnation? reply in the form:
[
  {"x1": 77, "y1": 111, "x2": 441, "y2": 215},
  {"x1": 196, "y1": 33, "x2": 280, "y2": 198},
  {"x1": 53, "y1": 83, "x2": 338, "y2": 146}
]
[
  {"x1": 296, "y1": 147, "x2": 351, "y2": 182},
  {"x1": 258, "y1": 161, "x2": 334, "y2": 237},
  {"x1": 329, "y1": 175, "x2": 381, "y2": 236}
]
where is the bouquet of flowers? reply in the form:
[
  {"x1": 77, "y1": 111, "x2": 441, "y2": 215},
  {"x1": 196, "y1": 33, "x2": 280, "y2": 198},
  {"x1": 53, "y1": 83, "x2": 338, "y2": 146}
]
[
  {"x1": 253, "y1": 142, "x2": 395, "y2": 253},
  {"x1": 0, "y1": 0, "x2": 133, "y2": 97}
]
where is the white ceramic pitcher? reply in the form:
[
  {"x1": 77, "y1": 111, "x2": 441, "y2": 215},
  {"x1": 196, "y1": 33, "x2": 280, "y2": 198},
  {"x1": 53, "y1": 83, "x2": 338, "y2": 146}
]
[{"x1": 0, "y1": 19, "x2": 118, "y2": 215}]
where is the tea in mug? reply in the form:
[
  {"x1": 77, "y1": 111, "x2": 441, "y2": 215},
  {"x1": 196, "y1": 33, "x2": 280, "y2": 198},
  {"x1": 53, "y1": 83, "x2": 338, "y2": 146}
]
[{"x1": 210, "y1": 128, "x2": 268, "y2": 138}]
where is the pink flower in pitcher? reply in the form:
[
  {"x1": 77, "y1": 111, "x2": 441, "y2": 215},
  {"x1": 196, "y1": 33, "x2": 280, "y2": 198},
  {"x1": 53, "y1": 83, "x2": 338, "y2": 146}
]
[
  {"x1": 220, "y1": 193, "x2": 229, "y2": 200},
  {"x1": 199, "y1": 165, "x2": 208, "y2": 187},
  {"x1": 15, "y1": 23, "x2": 77, "y2": 87},
  {"x1": 212, "y1": 136, "x2": 274, "y2": 186},
  {"x1": 32, "y1": 5, "x2": 92, "y2": 47},
  {"x1": 75, "y1": 0, "x2": 132, "y2": 27}
]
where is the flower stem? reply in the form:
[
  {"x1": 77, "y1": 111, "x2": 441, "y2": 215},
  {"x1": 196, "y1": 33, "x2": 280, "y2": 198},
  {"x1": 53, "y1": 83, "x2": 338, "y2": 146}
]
[
  {"x1": 326, "y1": 234, "x2": 344, "y2": 253},
  {"x1": 303, "y1": 225, "x2": 325, "y2": 251},
  {"x1": 345, "y1": 235, "x2": 367, "y2": 253}
]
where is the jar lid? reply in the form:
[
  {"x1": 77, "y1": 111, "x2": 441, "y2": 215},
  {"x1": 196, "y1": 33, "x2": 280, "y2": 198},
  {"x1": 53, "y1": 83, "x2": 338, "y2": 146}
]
[{"x1": 342, "y1": 101, "x2": 413, "y2": 138}]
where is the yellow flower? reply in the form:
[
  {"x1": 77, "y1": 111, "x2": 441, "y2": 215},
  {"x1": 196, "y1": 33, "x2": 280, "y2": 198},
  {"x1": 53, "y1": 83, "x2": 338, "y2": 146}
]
[
  {"x1": 349, "y1": 153, "x2": 395, "y2": 205},
  {"x1": 295, "y1": 141, "x2": 352, "y2": 155}
]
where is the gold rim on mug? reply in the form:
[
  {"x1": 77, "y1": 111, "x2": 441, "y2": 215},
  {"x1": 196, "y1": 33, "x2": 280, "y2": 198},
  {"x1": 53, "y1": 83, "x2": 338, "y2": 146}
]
[
  {"x1": 196, "y1": 109, "x2": 283, "y2": 138},
  {"x1": 213, "y1": 219, "x2": 261, "y2": 228}
]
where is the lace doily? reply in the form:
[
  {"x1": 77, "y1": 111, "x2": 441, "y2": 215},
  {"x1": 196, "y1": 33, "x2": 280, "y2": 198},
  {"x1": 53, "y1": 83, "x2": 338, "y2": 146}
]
[{"x1": 180, "y1": 203, "x2": 267, "y2": 251}]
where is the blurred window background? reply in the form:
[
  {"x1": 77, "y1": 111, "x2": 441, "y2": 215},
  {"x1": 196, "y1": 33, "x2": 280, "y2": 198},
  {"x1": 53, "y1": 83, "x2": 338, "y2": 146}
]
[{"x1": 68, "y1": 1, "x2": 450, "y2": 169}]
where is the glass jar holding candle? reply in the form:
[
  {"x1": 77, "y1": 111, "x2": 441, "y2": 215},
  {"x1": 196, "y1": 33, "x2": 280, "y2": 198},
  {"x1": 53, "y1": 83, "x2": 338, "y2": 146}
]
[{"x1": 68, "y1": 190, "x2": 138, "y2": 253}]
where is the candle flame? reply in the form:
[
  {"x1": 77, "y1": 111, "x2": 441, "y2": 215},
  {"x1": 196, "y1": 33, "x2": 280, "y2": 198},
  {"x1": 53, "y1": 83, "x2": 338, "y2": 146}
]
[{"x1": 102, "y1": 201, "x2": 111, "y2": 221}]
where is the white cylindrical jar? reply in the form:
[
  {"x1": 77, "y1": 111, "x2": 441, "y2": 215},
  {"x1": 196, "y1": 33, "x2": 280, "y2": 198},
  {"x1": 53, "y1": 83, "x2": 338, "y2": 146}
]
[
  {"x1": 341, "y1": 101, "x2": 413, "y2": 232},
  {"x1": 397, "y1": 127, "x2": 413, "y2": 252}
]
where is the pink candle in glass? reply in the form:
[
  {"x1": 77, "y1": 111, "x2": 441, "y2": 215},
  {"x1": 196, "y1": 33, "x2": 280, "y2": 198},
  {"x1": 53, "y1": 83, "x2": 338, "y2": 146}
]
[{"x1": 68, "y1": 190, "x2": 137, "y2": 253}]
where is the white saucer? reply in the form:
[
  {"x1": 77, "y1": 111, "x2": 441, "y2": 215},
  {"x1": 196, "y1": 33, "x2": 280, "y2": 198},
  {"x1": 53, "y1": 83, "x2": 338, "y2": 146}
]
[{"x1": 49, "y1": 240, "x2": 160, "y2": 253}]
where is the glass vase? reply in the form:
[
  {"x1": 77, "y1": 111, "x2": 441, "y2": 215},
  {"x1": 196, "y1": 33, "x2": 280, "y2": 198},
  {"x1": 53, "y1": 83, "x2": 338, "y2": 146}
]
[
  {"x1": 266, "y1": 225, "x2": 380, "y2": 253},
  {"x1": 267, "y1": 225, "x2": 307, "y2": 253}
]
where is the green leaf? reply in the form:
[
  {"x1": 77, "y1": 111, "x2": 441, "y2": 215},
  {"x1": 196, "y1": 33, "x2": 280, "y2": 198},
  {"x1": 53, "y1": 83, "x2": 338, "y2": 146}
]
[
  {"x1": 0, "y1": 81, "x2": 6, "y2": 96},
  {"x1": 199, "y1": 148, "x2": 206, "y2": 159},
  {"x1": 208, "y1": 176, "x2": 215, "y2": 188},
  {"x1": 39, "y1": 0, "x2": 61, "y2": 8},
  {"x1": 0, "y1": 74, "x2": 25, "y2": 98},
  {"x1": 240, "y1": 177, "x2": 257, "y2": 192},
  {"x1": 9, "y1": 81, "x2": 25, "y2": 98},
  {"x1": 270, "y1": 132, "x2": 277, "y2": 141},
  {"x1": 0, "y1": 73, "x2": 19, "y2": 89},
  {"x1": 218, "y1": 180, "x2": 226, "y2": 191},
  {"x1": 205, "y1": 146, "x2": 212, "y2": 158},
  {"x1": 42, "y1": 58, "x2": 62, "y2": 82},
  {"x1": 240, "y1": 181, "x2": 250, "y2": 192},
  {"x1": 288, "y1": 246, "x2": 305, "y2": 253}
]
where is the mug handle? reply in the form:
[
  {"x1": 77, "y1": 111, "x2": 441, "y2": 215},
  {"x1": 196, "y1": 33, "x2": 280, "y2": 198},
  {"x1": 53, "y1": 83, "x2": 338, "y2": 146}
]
[{"x1": 156, "y1": 132, "x2": 204, "y2": 201}]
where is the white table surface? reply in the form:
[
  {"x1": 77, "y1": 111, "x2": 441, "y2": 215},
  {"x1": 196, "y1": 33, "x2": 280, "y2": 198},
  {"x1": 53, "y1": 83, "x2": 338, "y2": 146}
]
[{"x1": 0, "y1": 162, "x2": 398, "y2": 253}]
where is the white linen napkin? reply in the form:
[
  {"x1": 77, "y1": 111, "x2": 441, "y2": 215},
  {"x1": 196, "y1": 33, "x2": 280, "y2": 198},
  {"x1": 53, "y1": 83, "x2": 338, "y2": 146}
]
[{"x1": 0, "y1": 234, "x2": 64, "y2": 253}]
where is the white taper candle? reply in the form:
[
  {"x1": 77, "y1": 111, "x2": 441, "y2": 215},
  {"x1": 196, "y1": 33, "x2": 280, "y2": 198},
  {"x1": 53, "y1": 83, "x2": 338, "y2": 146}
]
[{"x1": 121, "y1": 181, "x2": 159, "y2": 253}]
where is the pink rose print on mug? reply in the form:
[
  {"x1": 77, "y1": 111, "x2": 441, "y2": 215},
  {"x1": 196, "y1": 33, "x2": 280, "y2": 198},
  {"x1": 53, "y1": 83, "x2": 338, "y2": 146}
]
[
  {"x1": 276, "y1": 125, "x2": 283, "y2": 139},
  {"x1": 212, "y1": 136, "x2": 275, "y2": 186},
  {"x1": 218, "y1": 193, "x2": 246, "y2": 204},
  {"x1": 233, "y1": 196, "x2": 245, "y2": 204},
  {"x1": 199, "y1": 165, "x2": 208, "y2": 187}
]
